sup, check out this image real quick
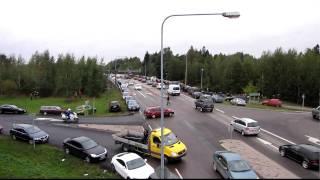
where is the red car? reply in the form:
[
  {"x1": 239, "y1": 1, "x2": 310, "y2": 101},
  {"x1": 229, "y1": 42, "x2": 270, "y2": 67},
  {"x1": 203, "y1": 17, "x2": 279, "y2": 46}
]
[
  {"x1": 262, "y1": 99, "x2": 282, "y2": 107},
  {"x1": 144, "y1": 106, "x2": 174, "y2": 119}
]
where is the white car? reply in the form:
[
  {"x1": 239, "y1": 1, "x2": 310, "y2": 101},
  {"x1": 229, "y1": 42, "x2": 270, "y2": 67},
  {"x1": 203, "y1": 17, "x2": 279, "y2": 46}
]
[
  {"x1": 134, "y1": 84, "x2": 142, "y2": 90},
  {"x1": 156, "y1": 83, "x2": 166, "y2": 89},
  {"x1": 230, "y1": 98, "x2": 246, "y2": 106},
  {"x1": 230, "y1": 118, "x2": 260, "y2": 136},
  {"x1": 128, "y1": 81, "x2": 134, "y2": 86},
  {"x1": 122, "y1": 92, "x2": 130, "y2": 99},
  {"x1": 111, "y1": 152, "x2": 155, "y2": 179}
]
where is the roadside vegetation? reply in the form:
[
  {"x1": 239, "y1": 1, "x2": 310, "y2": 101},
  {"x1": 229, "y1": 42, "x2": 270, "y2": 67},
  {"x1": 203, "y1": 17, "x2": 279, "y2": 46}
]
[
  {"x1": 0, "y1": 135, "x2": 118, "y2": 179},
  {"x1": 0, "y1": 88, "x2": 128, "y2": 116},
  {"x1": 221, "y1": 101, "x2": 302, "y2": 112}
]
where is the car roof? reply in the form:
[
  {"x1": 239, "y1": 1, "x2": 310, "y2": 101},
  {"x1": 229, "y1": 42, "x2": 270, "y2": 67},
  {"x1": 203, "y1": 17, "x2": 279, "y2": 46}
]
[
  {"x1": 14, "y1": 123, "x2": 34, "y2": 129},
  {"x1": 220, "y1": 151, "x2": 243, "y2": 162},
  {"x1": 239, "y1": 118, "x2": 257, "y2": 123},
  {"x1": 72, "y1": 136, "x2": 92, "y2": 143},
  {"x1": 117, "y1": 152, "x2": 142, "y2": 162},
  {"x1": 299, "y1": 144, "x2": 320, "y2": 152},
  {"x1": 152, "y1": 128, "x2": 172, "y2": 137}
]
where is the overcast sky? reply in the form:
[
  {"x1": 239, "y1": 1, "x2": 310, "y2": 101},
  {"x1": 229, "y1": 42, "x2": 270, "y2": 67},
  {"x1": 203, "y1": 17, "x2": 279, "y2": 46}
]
[{"x1": 0, "y1": 0, "x2": 319, "y2": 63}]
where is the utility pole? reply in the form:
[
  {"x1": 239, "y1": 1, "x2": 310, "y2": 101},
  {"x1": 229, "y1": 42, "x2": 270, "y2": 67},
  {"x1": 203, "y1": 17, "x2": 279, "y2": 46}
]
[
  {"x1": 145, "y1": 59, "x2": 147, "y2": 77},
  {"x1": 185, "y1": 53, "x2": 188, "y2": 86},
  {"x1": 201, "y1": 68, "x2": 204, "y2": 90}
]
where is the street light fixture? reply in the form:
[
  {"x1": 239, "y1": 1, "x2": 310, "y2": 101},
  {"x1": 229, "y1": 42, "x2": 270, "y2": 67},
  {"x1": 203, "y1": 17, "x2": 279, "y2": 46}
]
[{"x1": 160, "y1": 11, "x2": 240, "y2": 178}]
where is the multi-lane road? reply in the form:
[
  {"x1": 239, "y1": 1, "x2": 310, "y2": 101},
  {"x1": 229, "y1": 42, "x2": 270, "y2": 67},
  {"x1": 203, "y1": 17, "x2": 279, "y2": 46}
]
[{"x1": 0, "y1": 79, "x2": 319, "y2": 179}]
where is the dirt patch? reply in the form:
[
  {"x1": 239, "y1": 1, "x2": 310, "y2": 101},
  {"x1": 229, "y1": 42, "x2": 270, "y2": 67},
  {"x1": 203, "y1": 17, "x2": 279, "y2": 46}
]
[{"x1": 220, "y1": 139, "x2": 299, "y2": 179}]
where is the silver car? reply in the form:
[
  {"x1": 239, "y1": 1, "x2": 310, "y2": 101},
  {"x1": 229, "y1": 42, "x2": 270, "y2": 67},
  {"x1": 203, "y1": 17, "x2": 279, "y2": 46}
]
[
  {"x1": 230, "y1": 118, "x2": 260, "y2": 136},
  {"x1": 230, "y1": 98, "x2": 246, "y2": 106}
]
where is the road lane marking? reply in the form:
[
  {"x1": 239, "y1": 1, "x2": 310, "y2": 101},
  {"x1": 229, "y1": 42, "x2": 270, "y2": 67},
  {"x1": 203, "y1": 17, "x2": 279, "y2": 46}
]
[
  {"x1": 305, "y1": 135, "x2": 320, "y2": 145},
  {"x1": 231, "y1": 116, "x2": 239, "y2": 119},
  {"x1": 137, "y1": 90, "x2": 146, "y2": 97},
  {"x1": 256, "y1": 137, "x2": 278, "y2": 150},
  {"x1": 146, "y1": 92, "x2": 152, "y2": 95},
  {"x1": 216, "y1": 109, "x2": 225, "y2": 114},
  {"x1": 175, "y1": 168, "x2": 183, "y2": 179},
  {"x1": 260, "y1": 128, "x2": 296, "y2": 145},
  {"x1": 35, "y1": 118, "x2": 63, "y2": 122}
]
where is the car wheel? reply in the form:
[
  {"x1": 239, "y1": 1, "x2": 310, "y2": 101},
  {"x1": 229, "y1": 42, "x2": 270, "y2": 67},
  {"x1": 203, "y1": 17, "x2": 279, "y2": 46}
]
[
  {"x1": 213, "y1": 162, "x2": 217, "y2": 172},
  {"x1": 0, "y1": 109, "x2": 2, "y2": 114},
  {"x1": 111, "y1": 164, "x2": 116, "y2": 173},
  {"x1": 210, "y1": 109, "x2": 213, "y2": 112},
  {"x1": 280, "y1": 149, "x2": 286, "y2": 157},
  {"x1": 15, "y1": 111, "x2": 18, "y2": 114},
  {"x1": 169, "y1": 113, "x2": 173, "y2": 117},
  {"x1": 200, "y1": 108, "x2": 203, "y2": 112},
  {"x1": 152, "y1": 115, "x2": 156, "y2": 119},
  {"x1": 85, "y1": 156, "x2": 91, "y2": 163},
  {"x1": 302, "y1": 160, "x2": 309, "y2": 169},
  {"x1": 195, "y1": 105, "x2": 197, "y2": 109},
  {"x1": 12, "y1": 135, "x2": 16, "y2": 140},
  {"x1": 65, "y1": 148, "x2": 70, "y2": 154},
  {"x1": 241, "y1": 131, "x2": 245, "y2": 136},
  {"x1": 43, "y1": 112, "x2": 47, "y2": 116}
]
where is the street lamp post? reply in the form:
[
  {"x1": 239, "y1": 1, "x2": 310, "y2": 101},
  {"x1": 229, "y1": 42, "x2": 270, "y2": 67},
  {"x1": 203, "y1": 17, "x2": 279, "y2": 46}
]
[
  {"x1": 185, "y1": 53, "x2": 188, "y2": 86},
  {"x1": 160, "y1": 11, "x2": 240, "y2": 178},
  {"x1": 201, "y1": 68, "x2": 204, "y2": 90}
]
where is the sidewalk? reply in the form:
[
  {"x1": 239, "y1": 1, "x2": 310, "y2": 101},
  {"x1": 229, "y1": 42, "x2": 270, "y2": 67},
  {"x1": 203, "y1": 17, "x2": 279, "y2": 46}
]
[{"x1": 220, "y1": 139, "x2": 299, "y2": 179}]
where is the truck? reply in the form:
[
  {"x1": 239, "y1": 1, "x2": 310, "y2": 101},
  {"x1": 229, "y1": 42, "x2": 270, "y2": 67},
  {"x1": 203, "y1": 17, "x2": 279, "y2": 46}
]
[
  {"x1": 312, "y1": 106, "x2": 320, "y2": 120},
  {"x1": 112, "y1": 126, "x2": 187, "y2": 163},
  {"x1": 195, "y1": 94, "x2": 214, "y2": 112}
]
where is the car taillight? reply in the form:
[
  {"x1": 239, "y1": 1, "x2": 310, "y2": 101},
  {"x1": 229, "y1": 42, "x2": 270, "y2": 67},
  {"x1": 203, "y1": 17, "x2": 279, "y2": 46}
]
[{"x1": 310, "y1": 160, "x2": 319, "y2": 164}]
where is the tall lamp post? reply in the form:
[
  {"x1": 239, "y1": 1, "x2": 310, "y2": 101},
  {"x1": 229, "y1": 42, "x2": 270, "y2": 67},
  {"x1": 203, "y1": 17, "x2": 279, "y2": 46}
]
[
  {"x1": 201, "y1": 68, "x2": 204, "y2": 90},
  {"x1": 160, "y1": 11, "x2": 240, "y2": 178},
  {"x1": 185, "y1": 52, "x2": 188, "y2": 86}
]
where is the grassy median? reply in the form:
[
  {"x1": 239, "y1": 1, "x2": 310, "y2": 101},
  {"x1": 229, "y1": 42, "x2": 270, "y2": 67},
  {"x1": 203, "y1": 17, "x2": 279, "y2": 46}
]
[
  {"x1": 0, "y1": 135, "x2": 119, "y2": 179},
  {"x1": 0, "y1": 88, "x2": 128, "y2": 116}
]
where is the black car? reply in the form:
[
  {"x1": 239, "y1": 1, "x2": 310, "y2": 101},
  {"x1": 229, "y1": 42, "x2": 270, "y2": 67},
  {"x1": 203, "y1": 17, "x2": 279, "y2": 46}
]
[
  {"x1": 63, "y1": 136, "x2": 107, "y2": 163},
  {"x1": 10, "y1": 124, "x2": 49, "y2": 144},
  {"x1": 0, "y1": 104, "x2": 26, "y2": 114},
  {"x1": 279, "y1": 144, "x2": 320, "y2": 169},
  {"x1": 195, "y1": 94, "x2": 214, "y2": 112},
  {"x1": 109, "y1": 101, "x2": 121, "y2": 112}
]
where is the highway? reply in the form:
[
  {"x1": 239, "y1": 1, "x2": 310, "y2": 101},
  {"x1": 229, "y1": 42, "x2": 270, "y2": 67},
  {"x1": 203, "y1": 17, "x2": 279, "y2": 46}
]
[{"x1": 127, "y1": 79, "x2": 320, "y2": 179}]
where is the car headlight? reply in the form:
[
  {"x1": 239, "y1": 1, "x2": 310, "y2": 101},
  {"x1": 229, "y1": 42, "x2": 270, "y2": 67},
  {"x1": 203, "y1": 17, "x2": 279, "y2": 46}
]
[
  {"x1": 171, "y1": 152, "x2": 178, "y2": 157},
  {"x1": 90, "y1": 154, "x2": 98, "y2": 158}
]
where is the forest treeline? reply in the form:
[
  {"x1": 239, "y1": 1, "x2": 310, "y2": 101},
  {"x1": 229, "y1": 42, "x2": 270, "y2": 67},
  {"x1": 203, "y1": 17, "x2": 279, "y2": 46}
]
[
  {"x1": 107, "y1": 45, "x2": 320, "y2": 106},
  {"x1": 0, "y1": 50, "x2": 106, "y2": 97}
]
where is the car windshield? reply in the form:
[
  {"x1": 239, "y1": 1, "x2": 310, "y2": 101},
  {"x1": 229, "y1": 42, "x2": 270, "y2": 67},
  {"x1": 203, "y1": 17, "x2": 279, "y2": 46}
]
[
  {"x1": 164, "y1": 132, "x2": 178, "y2": 146},
  {"x1": 10, "y1": 105, "x2": 18, "y2": 108},
  {"x1": 247, "y1": 122, "x2": 259, "y2": 127},
  {"x1": 26, "y1": 126, "x2": 41, "y2": 134},
  {"x1": 82, "y1": 139, "x2": 98, "y2": 150},
  {"x1": 126, "y1": 157, "x2": 146, "y2": 170},
  {"x1": 229, "y1": 160, "x2": 251, "y2": 172},
  {"x1": 129, "y1": 101, "x2": 137, "y2": 106},
  {"x1": 173, "y1": 87, "x2": 179, "y2": 90}
]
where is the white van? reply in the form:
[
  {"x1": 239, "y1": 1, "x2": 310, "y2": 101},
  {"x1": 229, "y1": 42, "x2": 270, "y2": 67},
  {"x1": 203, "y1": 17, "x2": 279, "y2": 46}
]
[{"x1": 167, "y1": 84, "x2": 180, "y2": 96}]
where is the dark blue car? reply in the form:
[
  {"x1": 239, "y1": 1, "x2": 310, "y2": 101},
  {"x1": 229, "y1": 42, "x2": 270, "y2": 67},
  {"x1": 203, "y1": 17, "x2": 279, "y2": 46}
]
[{"x1": 213, "y1": 151, "x2": 259, "y2": 179}]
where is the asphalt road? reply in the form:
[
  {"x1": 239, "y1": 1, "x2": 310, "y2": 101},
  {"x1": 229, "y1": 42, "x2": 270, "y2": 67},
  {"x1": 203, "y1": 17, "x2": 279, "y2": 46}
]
[
  {"x1": 127, "y1": 80, "x2": 320, "y2": 179},
  {"x1": 0, "y1": 80, "x2": 319, "y2": 178}
]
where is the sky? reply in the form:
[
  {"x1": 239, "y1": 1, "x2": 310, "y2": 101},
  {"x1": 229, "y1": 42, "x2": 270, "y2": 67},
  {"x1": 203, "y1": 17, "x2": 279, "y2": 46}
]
[{"x1": 0, "y1": 0, "x2": 320, "y2": 63}]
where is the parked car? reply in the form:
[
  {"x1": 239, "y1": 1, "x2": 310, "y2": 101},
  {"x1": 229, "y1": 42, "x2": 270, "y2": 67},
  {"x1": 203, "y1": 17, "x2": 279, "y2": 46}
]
[
  {"x1": 188, "y1": 87, "x2": 200, "y2": 96},
  {"x1": 152, "y1": 82, "x2": 157, "y2": 87},
  {"x1": 134, "y1": 84, "x2": 142, "y2": 90},
  {"x1": 39, "y1": 106, "x2": 64, "y2": 115},
  {"x1": 195, "y1": 94, "x2": 214, "y2": 112},
  {"x1": 127, "y1": 100, "x2": 140, "y2": 111},
  {"x1": 212, "y1": 94, "x2": 224, "y2": 103},
  {"x1": 167, "y1": 84, "x2": 180, "y2": 96},
  {"x1": 109, "y1": 101, "x2": 121, "y2": 112},
  {"x1": 312, "y1": 106, "x2": 320, "y2": 120},
  {"x1": 122, "y1": 91, "x2": 130, "y2": 99},
  {"x1": 10, "y1": 124, "x2": 49, "y2": 144},
  {"x1": 63, "y1": 136, "x2": 107, "y2": 163},
  {"x1": 76, "y1": 105, "x2": 97, "y2": 115},
  {"x1": 0, "y1": 124, "x2": 3, "y2": 134},
  {"x1": 111, "y1": 152, "x2": 155, "y2": 179},
  {"x1": 146, "y1": 80, "x2": 153, "y2": 85},
  {"x1": 230, "y1": 98, "x2": 246, "y2": 106},
  {"x1": 262, "y1": 99, "x2": 282, "y2": 107},
  {"x1": 191, "y1": 91, "x2": 202, "y2": 99},
  {"x1": 0, "y1": 104, "x2": 26, "y2": 114},
  {"x1": 230, "y1": 118, "x2": 260, "y2": 136},
  {"x1": 125, "y1": 96, "x2": 135, "y2": 104},
  {"x1": 144, "y1": 106, "x2": 174, "y2": 119},
  {"x1": 213, "y1": 151, "x2": 259, "y2": 179},
  {"x1": 279, "y1": 144, "x2": 320, "y2": 169}
]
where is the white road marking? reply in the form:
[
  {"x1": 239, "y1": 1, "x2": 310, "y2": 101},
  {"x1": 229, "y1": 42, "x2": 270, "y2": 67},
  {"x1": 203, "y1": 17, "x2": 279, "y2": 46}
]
[
  {"x1": 146, "y1": 92, "x2": 152, "y2": 95},
  {"x1": 256, "y1": 137, "x2": 278, "y2": 150},
  {"x1": 137, "y1": 90, "x2": 146, "y2": 97},
  {"x1": 305, "y1": 135, "x2": 320, "y2": 145},
  {"x1": 216, "y1": 109, "x2": 225, "y2": 114},
  {"x1": 260, "y1": 128, "x2": 296, "y2": 145},
  {"x1": 35, "y1": 118, "x2": 63, "y2": 122},
  {"x1": 148, "y1": 124, "x2": 153, "y2": 131},
  {"x1": 231, "y1": 116, "x2": 239, "y2": 119},
  {"x1": 175, "y1": 168, "x2": 183, "y2": 179}
]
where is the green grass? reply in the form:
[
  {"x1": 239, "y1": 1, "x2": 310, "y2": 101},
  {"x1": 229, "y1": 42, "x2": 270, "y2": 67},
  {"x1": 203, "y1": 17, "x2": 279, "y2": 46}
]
[
  {"x1": 0, "y1": 88, "x2": 128, "y2": 116},
  {"x1": 0, "y1": 136, "x2": 119, "y2": 179}
]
